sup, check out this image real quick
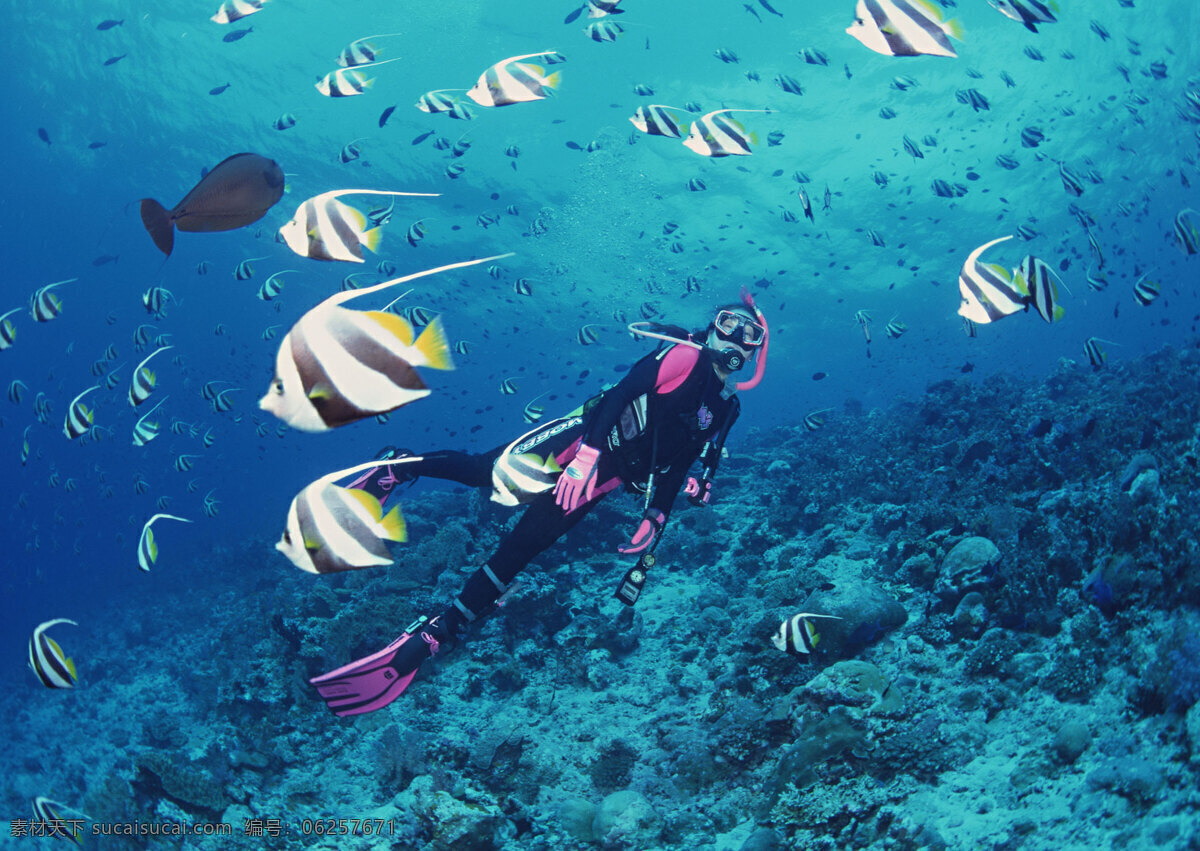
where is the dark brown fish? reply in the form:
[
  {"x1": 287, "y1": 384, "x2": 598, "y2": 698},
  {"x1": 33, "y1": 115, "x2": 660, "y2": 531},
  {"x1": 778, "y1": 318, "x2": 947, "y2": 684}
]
[{"x1": 139, "y1": 153, "x2": 285, "y2": 256}]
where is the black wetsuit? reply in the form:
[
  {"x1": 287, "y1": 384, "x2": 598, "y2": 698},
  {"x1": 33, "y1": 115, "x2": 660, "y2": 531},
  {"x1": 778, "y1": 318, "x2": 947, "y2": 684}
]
[{"x1": 376, "y1": 340, "x2": 741, "y2": 627}]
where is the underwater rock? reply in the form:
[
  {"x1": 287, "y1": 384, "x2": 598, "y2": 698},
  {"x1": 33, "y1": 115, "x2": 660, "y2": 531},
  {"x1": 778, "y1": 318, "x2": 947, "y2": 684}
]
[
  {"x1": 593, "y1": 790, "x2": 662, "y2": 847},
  {"x1": 557, "y1": 797, "x2": 598, "y2": 842},
  {"x1": 408, "y1": 775, "x2": 506, "y2": 850},
  {"x1": 800, "y1": 581, "x2": 907, "y2": 657},
  {"x1": 1118, "y1": 452, "x2": 1158, "y2": 491},
  {"x1": 800, "y1": 660, "x2": 904, "y2": 716},
  {"x1": 132, "y1": 752, "x2": 231, "y2": 818},
  {"x1": 1085, "y1": 758, "x2": 1165, "y2": 804},
  {"x1": 935, "y1": 536, "x2": 1000, "y2": 601},
  {"x1": 739, "y1": 826, "x2": 782, "y2": 850},
  {"x1": 1187, "y1": 702, "x2": 1200, "y2": 766},
  {"x1": 951, "y1": 591, "x2": 988, "y2": 637},
  {"x1": 1127, "y1": 467, "x2": 1161, "y2": 505},
  {"x1": 1053, "y1": 719, "x2": 1092, "y2": 764}
]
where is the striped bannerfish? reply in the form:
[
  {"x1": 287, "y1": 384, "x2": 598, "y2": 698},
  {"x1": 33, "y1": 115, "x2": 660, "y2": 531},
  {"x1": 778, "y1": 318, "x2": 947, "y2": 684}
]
[
  {"x1": 1175, "y1": 208, "x2": 1199, "y2": 255},
  {"x1": 210, "y1": 0, "x2": 264, "y2": 24},
  {"x1": 1086, "y1": 226, "x2": 1105, "y2": 268},
  {"x1": 513, "y1": 279, "x2": 533, "y2": 296},
  {"x1": 804, "y1": 408, "x2": 833, "y2": 431},
  {"x1": 203, "y1": 489, "x2": 220, "y2": 518},
  {"x1": 257, "y1": 271, "x2": 294, "y2": 301},
  {"x1": 1086, "y1": 266, "x2": 1108, "y2": 292},
  {"x1": 454, "y1": 340, "x2": 472, "y2": 355},
  {"x1": 279, "y1": 189, "x2": 438, "y2": 263},
  {"x1": 1084, "y1": 337, "x2": 1114, "y2": 370},
  {"x1": 1015, "y1": 255, "x2": 1066, "y2": 323},
  {"x1": 500, "y1": 378, "x2": 519, "y2": 395},
  {"x1": 315, "y1": 62, "x2": 399, "y2": 98},
  {"x1": 28, "y1": 619, "x2": 78, "y2": 688},
  {"x1": 846, "y1": 0, "x2": 963, "y2": 58},
  {"x1": 957, "y1": 235, "x2": 1027, "y2": 324},
  {"x1": 336, "y1": 33, "x2": 401, "y2": 67},
  {"x1": 31, "y1": 796, "x2": 85, "y2": 844},
  {"x1": 854, "y1": 310, "x2": 872, "y2": 344},
  {"x1": 629, "y1": 104, "x2": 688, "y2": 138},
  {"x1": 132, "y1": 323, "x2": 154, "y2": 350},
  {"x1": 63, "y1": 385, "x2": 99, "y2": 439},
  {"x1": 212, "y1": 388, "x2": 239, "y2": 412},
  {"x1": 138, "y1": 513, "x2": 193, "y2": 572},
  {"x1": 142, "y1": 286, "x2": 173, "y2": 317},
  {"x1": 273, "y1": 113, "x2": 296, "y2": 130},
  {"x1": 466, "y1": 51, "x2": 562, "y2": 107},
  {"x1": 523, "y1": 393, "x2": 548, "y2": 424},
  {"x1": 585, "y1": 20, "x2": 623, "y2": 42},
  {"x1": 175, "y1": 454, "x2": 200, "y2": 472},
  {"x1": 234, "y1": 258, "x2": 265, "y2": 280},
  {"x1": 367, "y1": 198, "x2": 396, "y2": 227},
  {"x1": 587, "y1": 0, "x2": 623, "y2": 16},
  {"x1": 772, "y1": 613, "x2": 842, "y2": 656},
  {"x1": 491, "y1": 448, "x2": 563, "y2": 507},
  {"x1": 682, "y1": 109, "x2": 769, "y2": 157},
  {"x1": 128, "y1": 346, "x2": 172, "y2": 407},
  {"x1": 0, "y1": 307, "x2": 20, "y2": 348},
  {"x1": 132, "y1": 396, "x2": 168, "y2": 446},
  {"x1": 9, "y1": 378, "x2": 26, "y2": 403},
  {"x1": 1058, "y1": 161, "x2": 1085, "y2": 197},
  {"x1": 577, "y1": 324, "x2": 602, "y2": 345},
  {"x1": 885, "y1": 316, "x2": 908, "y2": 338},
  {"x1": 259, "y1": 255, "x2": 508, "y2": 432},
  {"x1": 339, "y1": 139, "x2": 364, "y2": 164},
  {"x1": 415, "y1": 89, "x2": 467, "y2": 114},
  {"x1": 29, "y1": 278, "x2": 77, "y2": 322},
  {"x1": 406, "y1": 219, "x2": 430, "y2": 246},
  {"x1": 277, "y1": 463, "x2": 410, "y2": 573},
  {"x1": 1133, "y1": 274, "x2": 1160, "y2": 306}
]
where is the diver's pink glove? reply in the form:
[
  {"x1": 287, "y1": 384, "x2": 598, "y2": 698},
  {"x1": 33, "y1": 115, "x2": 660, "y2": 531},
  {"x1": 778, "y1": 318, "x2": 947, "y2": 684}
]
[
  {"x1": 554, "y1": 443, "x2": 601, "y2": 513},
  {"x1": 619, "y1": 509, "x2": 665, "y2": 554}
]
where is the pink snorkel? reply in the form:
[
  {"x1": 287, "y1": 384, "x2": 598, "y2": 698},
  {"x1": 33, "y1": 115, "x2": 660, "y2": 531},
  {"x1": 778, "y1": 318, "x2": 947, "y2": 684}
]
[{"x1": 734, "y1": 287, "x2": 769, "y2": 392}]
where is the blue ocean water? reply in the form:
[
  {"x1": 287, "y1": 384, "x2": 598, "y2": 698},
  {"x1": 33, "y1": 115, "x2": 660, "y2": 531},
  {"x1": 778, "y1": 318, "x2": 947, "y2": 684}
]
[{"x1": 2, "y1": 0, "x2": 1199, "y2": 847}]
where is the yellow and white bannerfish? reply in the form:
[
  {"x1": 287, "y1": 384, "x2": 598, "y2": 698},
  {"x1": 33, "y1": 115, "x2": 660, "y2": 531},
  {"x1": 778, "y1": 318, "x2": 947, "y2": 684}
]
[
  {"x1": 211, "y1": 0, "x2": 265, "y2": 25},
  {"x1": 29, "y1": 278, "x2": 78, "y2": 322},
  {"x1": 466, "y1": 51, "x2": 562, "y2": 107},
  {"x1": 138, "y1": 513, "x2": 193, "y2": 572},
  {"x1": 279, "y1": 189, "x2": 438, "y2": 263},
  {"x1": 63, "y1": 385, "x2": 100, "y2": 440},
  {"x1": 772, "y1": 612, "x2": 842, "y2": 657},
  {"x1": 957, "y1": 235, "x2": 1026, "y2": 325},
  {"x1": 629, "y1": 104, "x2": 689, "y2": 139},
  {"x1": 260, "y1": 254, "x2": 512, "y2": 431},
  {"x1": 29, "y1": 618, "x2": 78, "y2": 688},
  {"x1": 336, "y1": 33, "x2": 402, "y2": 67},
  {"x1": 1, "y1": 307, "x2": 21, "y2": 349},
  {"x1": 846, "y1": 0, "x2": 963, "y2": 58},
  {"x1": 278, "y1": 459, "x2": 414, "y2": 573},
  {"x1": 315, "y1": 59, "x2": 401, "y2": 98},
  {"x1": 682, "y1": 109, "x2": 770, "y2": 157},
  {"x1": 128, "y1": 346, "x2": 172, "y2": 407}
]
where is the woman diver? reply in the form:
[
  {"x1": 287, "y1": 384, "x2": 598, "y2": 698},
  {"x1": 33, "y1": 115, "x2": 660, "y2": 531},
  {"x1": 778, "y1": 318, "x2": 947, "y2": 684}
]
[{"x1": 309, "y1": 290, "x2": 770, "y2": 716}]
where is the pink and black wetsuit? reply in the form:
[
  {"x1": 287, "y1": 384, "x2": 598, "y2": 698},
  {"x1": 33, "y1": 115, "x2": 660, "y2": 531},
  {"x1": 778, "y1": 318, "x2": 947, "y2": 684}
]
[
  {"x1": 360, "y1": 338, "x2": 741, "y2": 627},
  {"x1": 421, "y1": 338, "x2": 741, "y2": 627}
]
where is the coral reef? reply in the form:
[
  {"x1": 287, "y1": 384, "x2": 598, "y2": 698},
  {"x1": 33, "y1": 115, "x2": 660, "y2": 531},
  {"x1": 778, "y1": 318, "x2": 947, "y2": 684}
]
[{"x1": 7, "y1": 344, "x2": 1200, "y2": 849}]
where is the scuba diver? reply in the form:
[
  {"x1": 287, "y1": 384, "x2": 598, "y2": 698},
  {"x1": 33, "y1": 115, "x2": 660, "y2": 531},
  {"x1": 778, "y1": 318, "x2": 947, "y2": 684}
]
[{"x1": 309, "y1": 291, "x2": 769, "y2": 716}]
